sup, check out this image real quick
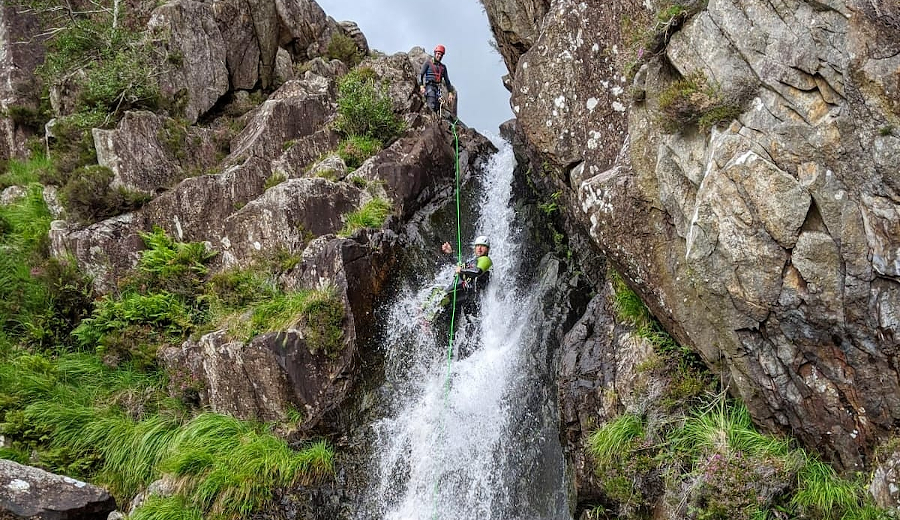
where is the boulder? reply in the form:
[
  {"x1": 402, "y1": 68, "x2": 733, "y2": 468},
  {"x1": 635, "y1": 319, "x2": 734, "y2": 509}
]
[
  {"x1": 227, "y1": 78, "x2": 333, "y2": 164},
  {"x1": 160, "y1": 329, "x2": 299, "y2": 423},
  {"x1": 159, "y1": 229, "x2": 400, "y2": 432},
  {"x1": 356, "y1": 121, "x2": 496, "y2": 219},
  {"x1": 217, "y1": 177, "x2": 364, "y2": 267},
  {"x1": 274, "y1": 0, "x2": 341, "y2": 61},
  {"x1": 0, "y1": 459, "x2": 116, "y2": 520},
  {"x1": 480, "y1": 0, "x2": 551, "y2": 74},
  {"x1": 92, "y1": 111, "x2": 219, "y2": 195},
  {"x1": 147, "y1": 0, "x2": 230, "y2": 123}
]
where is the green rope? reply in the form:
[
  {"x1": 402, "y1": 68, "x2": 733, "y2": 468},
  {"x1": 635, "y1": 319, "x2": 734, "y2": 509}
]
[{"x1": 431, "y1": 103, "x2": 462, "y2": 520}]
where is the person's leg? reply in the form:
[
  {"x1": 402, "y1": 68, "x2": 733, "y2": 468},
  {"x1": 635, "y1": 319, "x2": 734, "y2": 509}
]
[{"x1": 425, "y1": 85, "x2": 440, "y2": 112}]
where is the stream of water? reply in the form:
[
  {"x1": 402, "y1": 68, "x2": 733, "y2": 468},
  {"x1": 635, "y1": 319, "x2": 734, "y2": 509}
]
[{"x1": 362, "y1": 138, "x2": 571, "y2": 520}]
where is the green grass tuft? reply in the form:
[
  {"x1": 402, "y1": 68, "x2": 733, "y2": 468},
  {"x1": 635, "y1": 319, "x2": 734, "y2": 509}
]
[
  {"x1": 338, "y1": 197, "x2": 392, "y2": 237},
  {"x1": 674, "y1": 394, "x2": 792, "y2": 459},
  {"x1": 588, "y1": 413, "x2": 646, "y2": 463},
  {"x1": 792, "y1": 456, "x2": 865, "y2": 519}
]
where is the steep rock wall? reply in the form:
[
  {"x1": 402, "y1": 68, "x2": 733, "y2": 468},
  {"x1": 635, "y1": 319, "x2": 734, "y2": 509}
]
[{"x1": 483, "y1": 0, "x2": 900, "y2": 470}]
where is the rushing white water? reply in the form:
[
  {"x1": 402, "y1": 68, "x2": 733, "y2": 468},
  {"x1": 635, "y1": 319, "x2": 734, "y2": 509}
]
[{"x1": 363, "y1": 138, "x2": 571, "y2": 520}]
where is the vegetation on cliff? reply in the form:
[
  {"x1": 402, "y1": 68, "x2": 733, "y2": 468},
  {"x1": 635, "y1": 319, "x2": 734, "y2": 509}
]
[
  {"x1": 0, "y1": 155, "x2": 337, "y2": 517},
  {"x1": 585, "y1": 270, "x2": 890, "y2": 520}
]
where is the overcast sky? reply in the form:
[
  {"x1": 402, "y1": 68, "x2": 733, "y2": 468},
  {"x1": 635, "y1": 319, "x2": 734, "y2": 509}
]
[{"x1": 315, "y1": 0, "x2": 513, "y2": 135}]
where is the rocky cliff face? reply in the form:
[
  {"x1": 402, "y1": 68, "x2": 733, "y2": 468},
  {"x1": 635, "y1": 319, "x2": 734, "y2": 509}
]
[
  {"x1": 0, "y1": 1, "x2": 498, "y2": 515},
  {"x1": 482, "y1": 0, "x2": 900, "y2": 479}
]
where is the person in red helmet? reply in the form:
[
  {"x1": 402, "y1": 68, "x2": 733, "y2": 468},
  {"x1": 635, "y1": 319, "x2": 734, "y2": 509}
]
[{"x1": 419, "y1": 44, "x2": 456, "y2": 114}]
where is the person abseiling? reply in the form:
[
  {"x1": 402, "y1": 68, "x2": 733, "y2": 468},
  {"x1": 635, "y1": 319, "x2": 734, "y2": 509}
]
[
  {"x1": 419, "y1": 44, "x2": 456, "y2": 114},
  {"x1": 422, "y1": 235, "x2": 492, "y2": 323}
]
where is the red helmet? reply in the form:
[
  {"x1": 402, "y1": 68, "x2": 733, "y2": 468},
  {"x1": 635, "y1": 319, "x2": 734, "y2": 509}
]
[{"x1": 434, "y1": 44, "x2": 446, "y2": 55}]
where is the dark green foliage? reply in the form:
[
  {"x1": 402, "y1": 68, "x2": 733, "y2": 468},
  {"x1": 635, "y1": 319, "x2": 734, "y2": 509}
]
[
  {"x1": 46, "y1": 112, "x2": 104, "y2": 182},
  {"x1": 325, "y1": 32, "x2": 363, "y2": 68},
  {"x1": 132, "y1": 227, "x2": 217, "y2": 299},
  {"x1": 72, "y1": 228, "x2": 215, "y2": 366},
  {"x1": 60, "y1": 165, "x2": 150, "y2": 225},
  {"x1": 4, "y1": 104, "x2": 49, "y2": 130},
  {"x1": 337, "y1": 135, "x2": 382, "y2": 169},
  {"x1": 334, "y1": 68, "x2": 405, "y2": 144},
  {"x1": 159, "y1": 118, "x2": 189, "y2": 161},
  {"x1": 207, "y1": 269, "x2": 276, "y2": 309},
  {"x1": 72, "y1": 292, "x2": 194, "y2": 348},
  {"x1": 657, "y1": 71, "x2": 750, "y2": 133},
  {"x1": 301, "y1": 292, "x2": 346, "y2": 356},
  {"x1": 32, "y1": 256, "x2": 95, "y2": 348}
]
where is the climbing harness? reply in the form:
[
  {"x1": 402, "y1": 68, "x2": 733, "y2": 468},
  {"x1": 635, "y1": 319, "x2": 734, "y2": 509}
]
[{"x1": 430, "y1": 114, "x2": 462, "y2": 520}]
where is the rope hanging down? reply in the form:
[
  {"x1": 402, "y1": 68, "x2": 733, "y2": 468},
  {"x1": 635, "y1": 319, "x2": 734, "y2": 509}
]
[{"x1": 431, "y1": 109, "x2": 462, "y2": 520}]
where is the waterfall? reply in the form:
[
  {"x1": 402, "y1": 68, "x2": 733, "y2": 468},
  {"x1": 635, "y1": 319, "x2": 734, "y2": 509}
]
[{"x1": 361, "y1": 138, "x2": 572, "y2": 520}]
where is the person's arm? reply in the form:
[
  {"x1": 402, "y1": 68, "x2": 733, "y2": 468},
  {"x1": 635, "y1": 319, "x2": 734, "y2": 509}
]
[{"x1": 419, "y1": 61, "x2": 430, "y2": 94}]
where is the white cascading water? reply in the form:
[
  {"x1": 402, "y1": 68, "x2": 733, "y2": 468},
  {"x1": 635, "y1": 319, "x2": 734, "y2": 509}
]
[{"x1": 363, "y1": 138, "x2": 571, "y2": 520}]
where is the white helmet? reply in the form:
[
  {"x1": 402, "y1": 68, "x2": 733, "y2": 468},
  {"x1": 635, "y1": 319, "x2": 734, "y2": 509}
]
[{"x1": 473, "y1": 235, "x2": 490, "y2": 248}]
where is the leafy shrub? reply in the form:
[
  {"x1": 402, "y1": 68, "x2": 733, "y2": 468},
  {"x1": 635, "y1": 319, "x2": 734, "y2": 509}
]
[
  {"x1": 38, "y1": 15, "x2": 160, "y2": 117},
  {"x1": 4, "y1": 104, "x2": 49, "y2": 130},
  {"x1": 131, "y1": 227, "x2": 216, "y2": 300},
  {"x1": 337, "y1": 135, "x2": 382, "y2": 169},
  {"x1": 334, "y1": 68, "x2": 405, "y2": 143},
  {"x1": 72, "y1": 292, "x2": 195, "y2": 349},
  {"x1": 300, "y1": 291, "x2": 346, "y2": 355},
  {"x1": 77, "y1": 45, "x2": 160, "y2": 114},
  {"x1": 325, "y1": 32, "x2": 363, "y2": 68},
  {"x1": 60, "y1": 165, "x2": 151, "y2": 225},
  {"x1": 34, "y1": 256, "x2": 95, "y2": 347},
  {"x1": 338, "y1": 197, "x2": 392, "y2": 237},
  {"x1": 46, "y1": 111, "x2": 105, "y2": 182},
  {"x1": 657, "y1": 71, "x2": 749, "y2": 133}
]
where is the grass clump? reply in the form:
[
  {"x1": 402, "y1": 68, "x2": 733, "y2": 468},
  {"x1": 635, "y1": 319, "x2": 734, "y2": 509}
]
[
  {"x1": 338, "y1": 197, "x2": 392, "y2": 237},
  {"x1": 588, "y1": 390, "x2": 890, "y2": 520},
  {"x1": 337, "y1": 135, "x2": 382, "y2": 170},
  {"x1": 609, "y1": 269, "x2": 708, "y2": 405},
  {"x1": 0, "y1": 175, "x2": 93, "y2": 349},
  {"x1": 0, "y1": 353, "x2": 334, "y2": 519},
  {"x1": 264, "y1": 171, "x2": 287, "y2": 190},
  {"x1": 588, "y1": 414, "x2": 653, "y2": 513},
  {"x1": 657, "y1": 71, "x2": 748, "y2": 133},
  {"x1": 224, "y1": 288, "x2": 346, "y2": 356},
  {"x1": 0, "y1": 153, "x2": 54, "y2": 190}
]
